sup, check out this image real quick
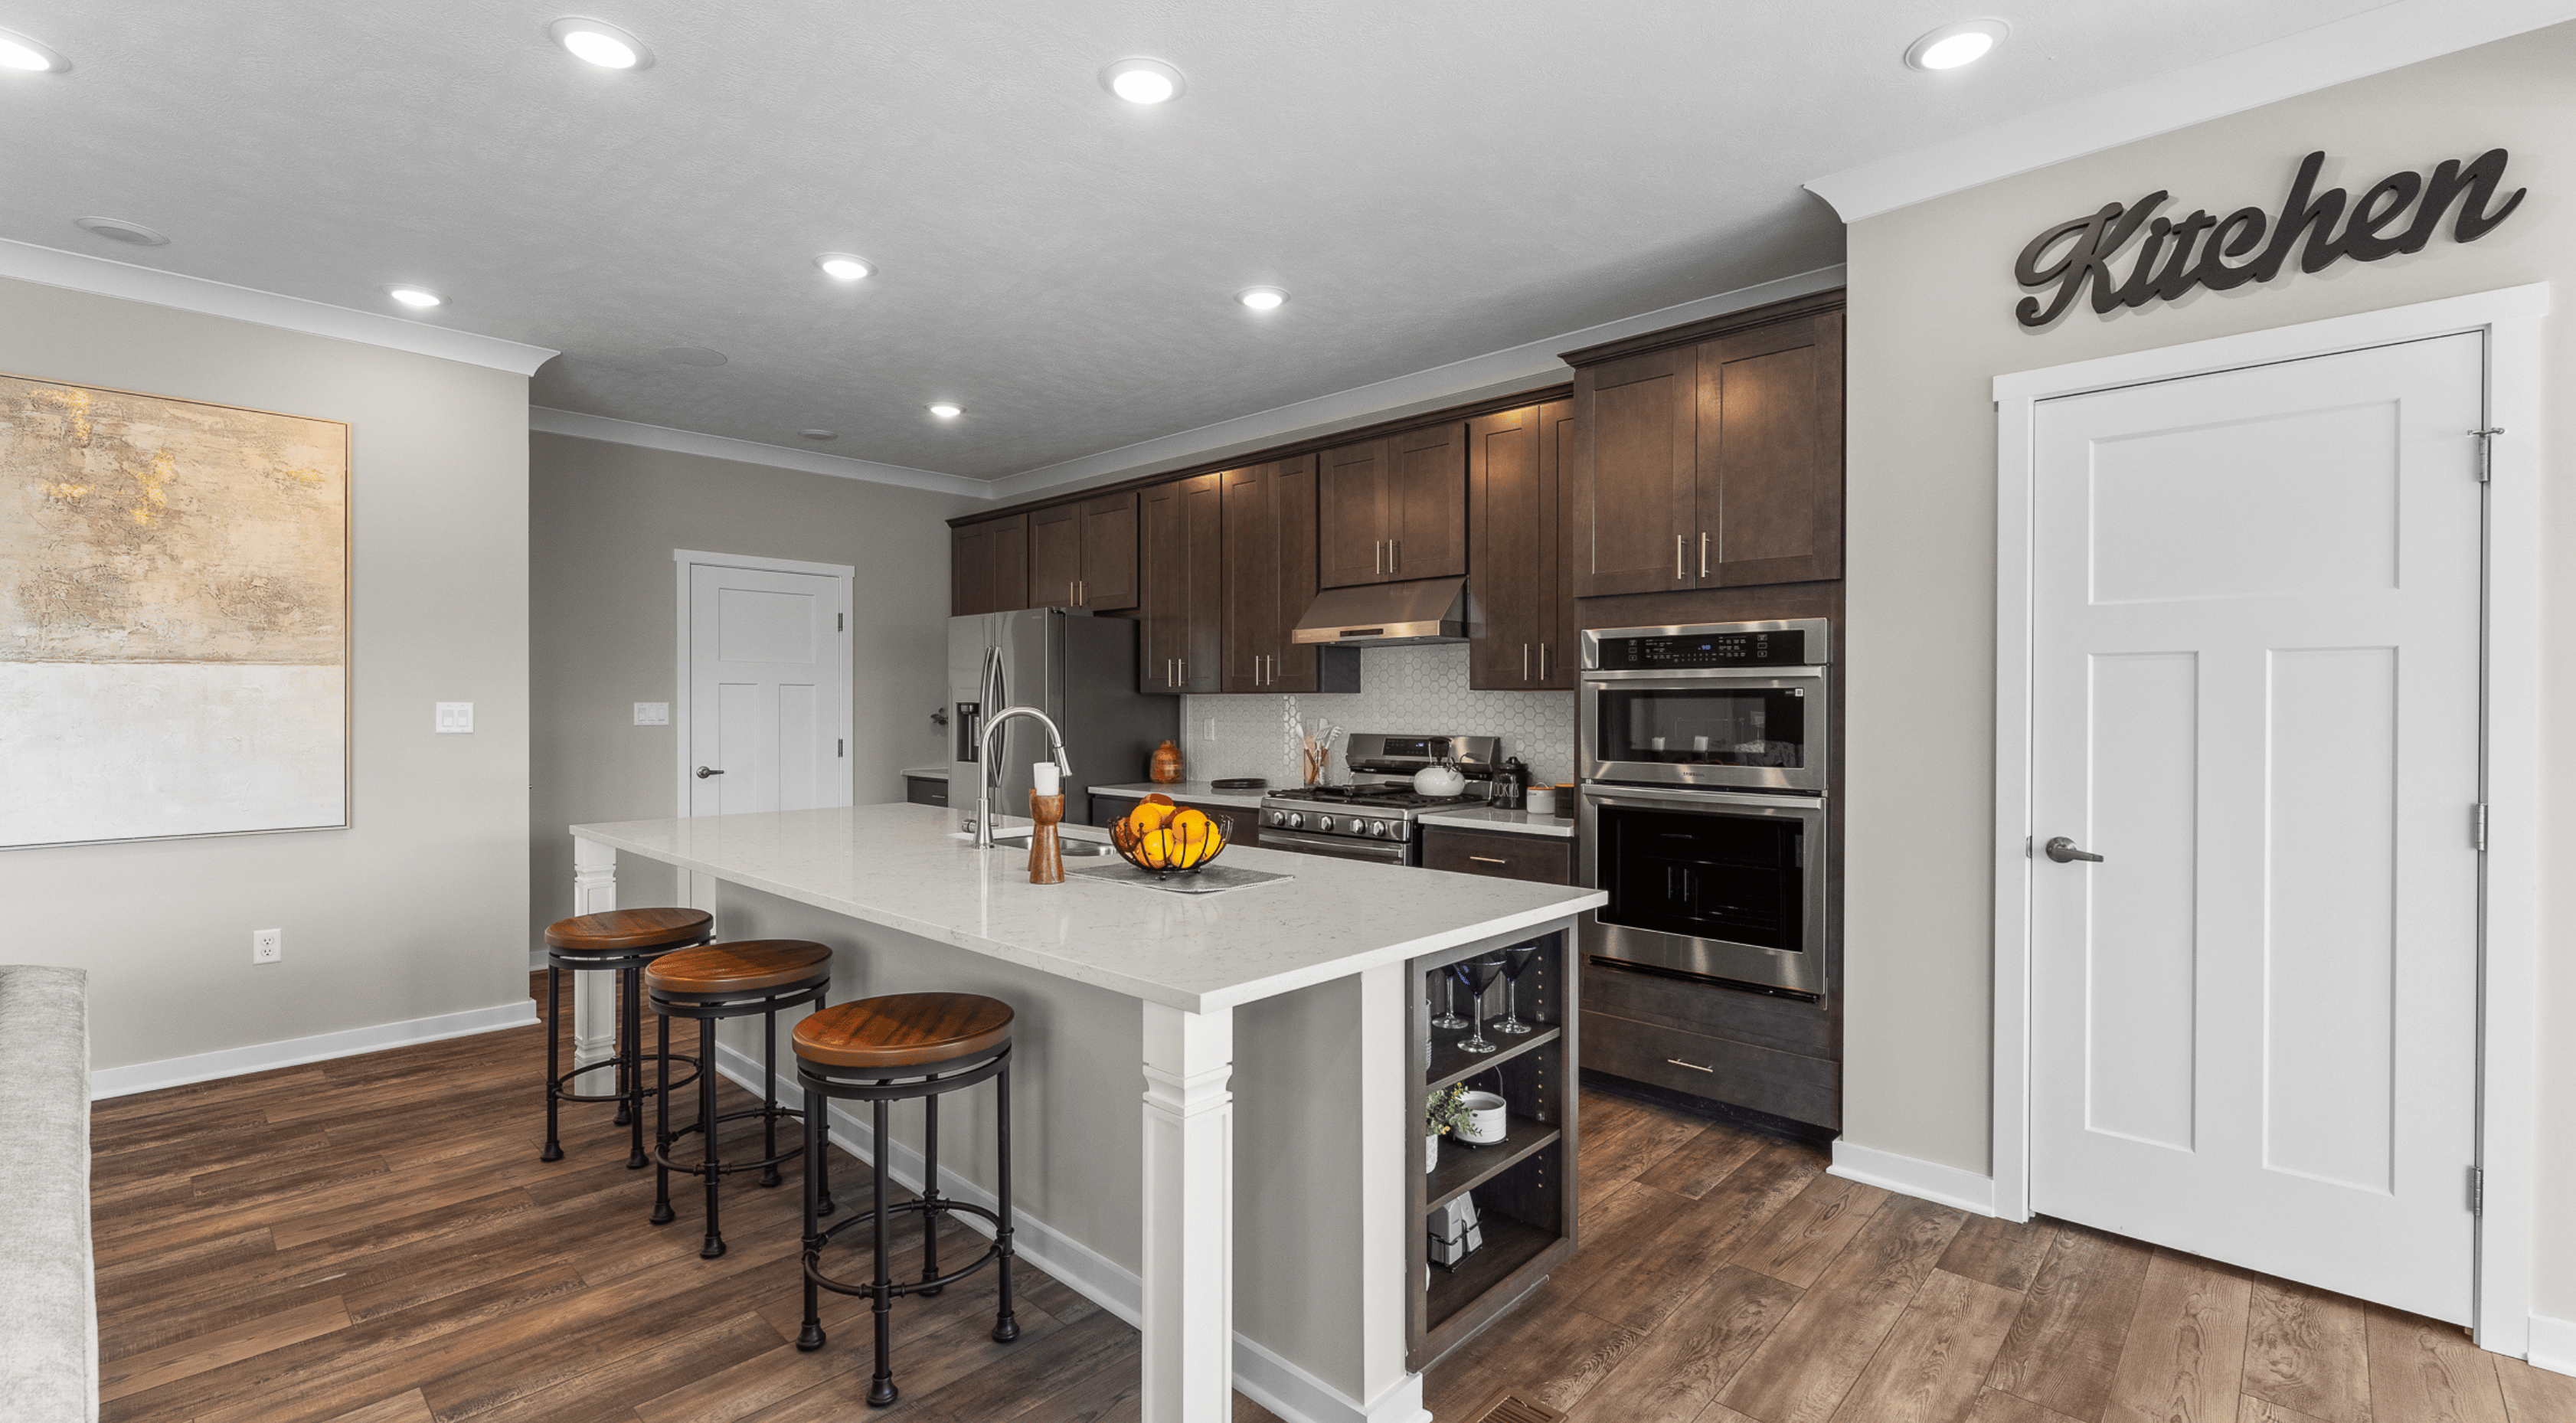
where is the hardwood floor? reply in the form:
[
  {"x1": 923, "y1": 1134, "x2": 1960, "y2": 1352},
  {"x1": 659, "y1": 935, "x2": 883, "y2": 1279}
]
[
  {"x1": 92, "y1": 985, "x2": 2576, "y2": 1423},
  {"x1": 1430, "y1": 1088, "x2": 2576, "y2": 1423}
]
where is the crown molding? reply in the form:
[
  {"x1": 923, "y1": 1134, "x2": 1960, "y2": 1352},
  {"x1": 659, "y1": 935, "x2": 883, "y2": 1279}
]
[
  {"x1": 1804, "y1": 0, "x2": 2576, "y2": 222},
  {"x1": 984, "y1": 263, "x2": 1849, "y2": 503},
  {"x1": 530, "y1": 406, "x2": 990, "y2": 498},
  {"x1": 0, "y1": 237, "x2": 558, "y2": 376}
]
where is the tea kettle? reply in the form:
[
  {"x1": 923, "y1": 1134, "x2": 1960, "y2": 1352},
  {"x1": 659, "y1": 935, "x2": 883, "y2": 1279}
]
[
  {"x1": 1411, "y1": 757, "x2": 1467, "y2": 798},
  {"x1": 1489, "y1": 756, "x2": 1530, "y2": 810}
]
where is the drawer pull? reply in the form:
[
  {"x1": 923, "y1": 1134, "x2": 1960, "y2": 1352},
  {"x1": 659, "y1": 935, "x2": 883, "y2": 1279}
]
[
  {"x1": 1468, "y1": 855, "x2": 1509, "y2": 865},
  {"x1": 1666, "y1": 1058, "x2": 1715, "y2": 1073}
]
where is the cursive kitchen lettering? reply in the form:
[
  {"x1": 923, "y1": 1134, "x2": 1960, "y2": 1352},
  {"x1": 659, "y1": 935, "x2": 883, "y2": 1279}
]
[{"x1": 2012, "y1": 149, "x2": 2525, "y2": 329}]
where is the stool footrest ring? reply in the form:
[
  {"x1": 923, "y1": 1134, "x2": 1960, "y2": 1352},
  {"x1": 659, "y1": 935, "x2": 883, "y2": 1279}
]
[
  {"x1": 805, "y1": 1197, "x2": 1008, "y2": 1300},
  {"x1": 650, "y1": 1105, "x2": 809, "y2": 1178},
  {"x1": 550, "y1": 1053, "x2": 700, "y2": 1107}
]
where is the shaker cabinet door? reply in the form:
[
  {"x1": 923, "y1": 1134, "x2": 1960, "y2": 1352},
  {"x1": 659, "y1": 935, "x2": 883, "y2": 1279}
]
[
  {"x1": 1077, "y1": 491, "x2": 1141, "y2": 610},
  {"x1": 1029, "y1": 505, "x2": 1083, "y2": 607},
  {"x1": 1571, "y1": 346, "x2": 1698, "y2": 597},
  {"x1": 990, "y1": 513, "x2": 1029, "y2": 611},
  {"x1": 1538, "y1": 399, "x2": 1575, "y2": 687},
  {"x1": 1467, "y1": 406, "x2": 1545, "y2": 690},
  {"x1": 951, "y1": 522, "x2": 993, "y2": 617},
  {"x1": 1696, "y1": 310, "x2": 1843, "y2": 586},
  {"x1": 1220, "y1": 464, "x2": 1273, "y2": 692},
  {"x1": 1317, "y1": 437, "x2": 1391, "y2": 588},
  {"x1": 1387, "y1": 421, "x2": 1466, "y2": 580}
]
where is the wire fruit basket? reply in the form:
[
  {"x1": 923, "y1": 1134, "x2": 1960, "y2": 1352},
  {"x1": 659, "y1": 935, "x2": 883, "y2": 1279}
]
[{"x1": 1108, "y1": 797, "x2": 1234, "y2": 878}]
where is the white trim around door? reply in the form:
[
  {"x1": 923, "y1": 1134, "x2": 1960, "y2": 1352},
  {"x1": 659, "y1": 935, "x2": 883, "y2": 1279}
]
[{"x1": 1989, "y1": 283, "x2": 2547, "y2": 1358}]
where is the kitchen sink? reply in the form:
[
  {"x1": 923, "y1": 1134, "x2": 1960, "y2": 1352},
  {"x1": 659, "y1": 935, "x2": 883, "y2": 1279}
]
[{"x1": 987, "y1": 833, "x2": 1114, "y2": 858}]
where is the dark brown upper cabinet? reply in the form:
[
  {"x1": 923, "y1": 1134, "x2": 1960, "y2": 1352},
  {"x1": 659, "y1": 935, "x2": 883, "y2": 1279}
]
[
  {"x1": 1566, "y1": 292, "x2": 1844, "y2": 595},
  {"x1": 1222, "y1": 455, "x2": 1359, "y2": 695},
  {"x1": 1029, "y1": 492, "x2": 1140, "y2": 610},
  {"x1": 1317, "y1": 422, "x2": 1466, "y2": 587},
  {"x1": 950, "y1": 512, "x2": 1029, "y2": 616},
  {"x1": 1139, "y1": 474, "x2": 1223, "y2": 695},
  {"x1": 1467, "y1": 401, "x2": 1574, "y2": 689}
]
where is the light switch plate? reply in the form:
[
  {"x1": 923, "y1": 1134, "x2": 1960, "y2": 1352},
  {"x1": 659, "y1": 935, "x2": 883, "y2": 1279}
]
[
  {"x1": 436, "y1": 702, "x2": 474, "y2": 734},
  {"x1": 634, "y1": 702, "x2": 669, "y2": 726}
]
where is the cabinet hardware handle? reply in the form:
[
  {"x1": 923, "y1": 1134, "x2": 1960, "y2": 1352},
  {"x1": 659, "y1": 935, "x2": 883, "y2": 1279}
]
[
  {"x1": 1675, "y1": 534, "x2": 1685, "y2": 580},
  {"x1": 1539, "y1": 643, "x2": 1548, "y2": 679},
  {"x1": 1666, "y1": 1058, "x2": 1715, "y2": 1074},
  {"x1": 1391, "y1": 540, "x2": 1399, "y2": 573},
  {"x1": 1699, "y1": 532, "x2": 1709, "y2": 579},
  {"x1": 1468, "y1": 855, "x2": 1508, "y2": 865},
  {"x1": 1375, "y1": 540, "x2": 1383, "y2": 575},
  {"x1": 1523, "y1": 643, "x2": 1531, "y2": 679}
]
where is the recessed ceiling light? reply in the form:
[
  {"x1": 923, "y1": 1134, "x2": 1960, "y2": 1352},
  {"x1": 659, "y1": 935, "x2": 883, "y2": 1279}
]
[
  {"x1": 1236, "y1": 286, "x2": 1288, "y2": 312},
  {"x1": 927, "y1": 403, "x2": 963, "y2": 419},
  {"x1": 1906, "y1": 18, "x2": 2008, "y2": 70},
  {"x1": 384, "y1": 286, "x2": 445, "y2": 309},
  {"x1": 548, "y1": 17, "x2": 652, "y2": 70},
  {"x1": 0, "y1": 29, "x2": 69, "y2": 73},
  {"x1": 798, "y1": 429, "x2": 838, "y2": 441},
  {"x1": 1100, "y1": 57, "x2": 1185, "y2": 105},
  {"x1": 660, "y1": 345, "x2": 729, "y2": 367},
  {"x1": 74, "y1": 216, "x2": 168, "y2": 247},
  {"x1": 816, "y1": 254, "x2": 873, "y2": 281}
]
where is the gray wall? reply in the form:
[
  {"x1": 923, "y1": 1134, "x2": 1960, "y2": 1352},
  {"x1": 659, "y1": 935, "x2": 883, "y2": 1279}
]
[
  {"x1": 1841, "y1": 27, "x2": 2576, "y2": 1314},
  {"x1": 527, "y1": 433, "x2": 974, "y2": 945},
  {"x1": 0, "y1": 276, "x2": 532, "y2": 1072}
]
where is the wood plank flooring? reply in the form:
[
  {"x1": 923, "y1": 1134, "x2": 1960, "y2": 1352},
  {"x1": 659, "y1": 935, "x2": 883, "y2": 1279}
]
[{"x1": 92, "y1": 983, "x2": 2576, "y2": 1422}]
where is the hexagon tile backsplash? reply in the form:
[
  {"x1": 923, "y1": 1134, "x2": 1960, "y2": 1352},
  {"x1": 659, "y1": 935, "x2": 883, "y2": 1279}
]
[{"x1": 1178, "y1": 643, "x2": 1576, "y2": 788}]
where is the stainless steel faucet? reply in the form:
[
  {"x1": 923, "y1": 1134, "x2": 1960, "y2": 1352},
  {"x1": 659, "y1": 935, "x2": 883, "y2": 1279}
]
[{"x1": 973, "y1": 705, "x2": 1074, "y2": 848}]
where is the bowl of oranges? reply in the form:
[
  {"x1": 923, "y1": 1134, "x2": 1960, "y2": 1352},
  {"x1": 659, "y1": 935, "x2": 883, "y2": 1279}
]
[{"x1": 1110, "y1": 794, "x2": 1231, "y2": 877}]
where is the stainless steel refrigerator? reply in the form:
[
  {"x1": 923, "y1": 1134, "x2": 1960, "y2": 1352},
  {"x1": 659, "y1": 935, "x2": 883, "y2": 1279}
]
[{"x1": 946, "y1": 608, "x2": 1176, "y2": 836}]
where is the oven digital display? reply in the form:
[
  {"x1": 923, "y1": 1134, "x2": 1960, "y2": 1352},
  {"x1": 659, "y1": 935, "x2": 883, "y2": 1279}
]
[{"x1": 1597, "y1": 630, "x2": 1806, "y2": 669}]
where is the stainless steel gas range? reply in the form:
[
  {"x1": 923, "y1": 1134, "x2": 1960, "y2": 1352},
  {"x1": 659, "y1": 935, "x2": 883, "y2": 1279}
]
[{"x1": 1256, "y1": 733, "x2": 1498, "y2": 865}]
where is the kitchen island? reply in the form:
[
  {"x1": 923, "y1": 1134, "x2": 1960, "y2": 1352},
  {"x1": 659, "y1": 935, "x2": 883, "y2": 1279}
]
[{"x1": 568, "y1": 803, "x2": 1603, "y2": 1423}]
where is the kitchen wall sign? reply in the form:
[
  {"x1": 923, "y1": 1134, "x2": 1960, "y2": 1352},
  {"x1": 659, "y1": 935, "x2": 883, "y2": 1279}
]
[{"x1": 2012, "y1": 149, "x2": 2525, "y2": 329}]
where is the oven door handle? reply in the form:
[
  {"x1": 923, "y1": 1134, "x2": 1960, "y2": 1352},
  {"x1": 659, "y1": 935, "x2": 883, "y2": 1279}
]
[{"x1": 1581, "y1": 783, "x2": 1825, "y2": 813}]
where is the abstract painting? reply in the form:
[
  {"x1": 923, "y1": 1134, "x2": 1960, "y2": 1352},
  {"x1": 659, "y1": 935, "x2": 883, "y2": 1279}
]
[{"x1": 0, "y1": 374, "x2": 348, "y2": 849}]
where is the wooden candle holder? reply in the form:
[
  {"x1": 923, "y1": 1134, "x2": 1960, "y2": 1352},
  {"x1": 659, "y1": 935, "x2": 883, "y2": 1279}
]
[{"x1": 1028, "y1": 791, "x2": 1065, "y2": 885}]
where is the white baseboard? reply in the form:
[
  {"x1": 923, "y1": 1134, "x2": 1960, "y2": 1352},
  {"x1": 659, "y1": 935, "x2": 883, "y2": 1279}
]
[
  {"x1": 529, "y1": 948, "x2": 548, "y2": 972},
  {"x1": 704, "y1": 1041, "x2": 1411, "y2": 1423},
  {"x1": 2529, "y1": 1313, "x2": 2576, "y2": 1376},
  {"x1": 90, "y1": 999, "x2": 540, "y2": 1099},
  {"x1": 1829, "y1": 1139, "x2": 1999, "y2": 1217}
]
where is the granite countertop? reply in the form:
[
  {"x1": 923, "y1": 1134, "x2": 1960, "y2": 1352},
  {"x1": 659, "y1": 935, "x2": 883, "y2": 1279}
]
[
  {"x1": 1417, "y1": 806, "x2": 1578, "y2": 839},
  {"x1": 1087, "y1": 780, "x2": 1271, "y2": 810},
  {"x1": 901, "y1": 765, "x2": 950, "y2": 779},
  {"x1": 572, "y1": 804, "x2": 1602, "y2": 1013}
]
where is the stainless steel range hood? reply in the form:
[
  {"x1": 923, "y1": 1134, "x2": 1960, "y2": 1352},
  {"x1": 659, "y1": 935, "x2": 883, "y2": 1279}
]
[{"x1": 1290, "y1": 577, "x2": 1468, "y2": 647}]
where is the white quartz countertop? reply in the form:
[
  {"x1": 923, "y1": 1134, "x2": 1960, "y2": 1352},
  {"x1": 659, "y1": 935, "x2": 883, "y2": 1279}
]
[
  {"x1": 571, "y1": 804, "x2": 1602, "y2": 1013},
  {"x1": 1087, "y1": 780, "x2": 1271, "y2": 810},
  {"x1": 900, "y1": 766, "x2": 950, "y2": 779},
  {"x1": 1417, "y1": 806, "x2": 1578, "y2": 839}
]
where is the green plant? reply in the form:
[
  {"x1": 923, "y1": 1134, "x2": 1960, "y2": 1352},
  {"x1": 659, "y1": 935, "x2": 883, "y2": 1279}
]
[{"x1": 1425, "y1": 1083, "x2": 1471, "y2": 1137}]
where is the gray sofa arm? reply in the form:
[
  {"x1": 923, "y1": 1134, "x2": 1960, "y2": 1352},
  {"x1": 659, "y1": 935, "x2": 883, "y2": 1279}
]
[{"x1": 0, "y1": 966, "x2": 96, "y2": 1423}]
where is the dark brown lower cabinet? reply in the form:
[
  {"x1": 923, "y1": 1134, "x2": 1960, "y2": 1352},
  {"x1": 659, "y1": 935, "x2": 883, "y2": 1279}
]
[
  {"x1": 1578, "y1": 956, "x2": 1839, "y2": 1130},
  {"x1": 1421, "y1": 826, "x2": 1571, "y2": 885},
  {"x1": 903, "y1": 775, "x2": 948, "y2": 807}
]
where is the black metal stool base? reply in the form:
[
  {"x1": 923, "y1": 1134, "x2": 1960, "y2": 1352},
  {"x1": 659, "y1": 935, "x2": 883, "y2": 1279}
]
[
  {"x1": 650, "y1": 974, "x2": 832, "y2": 1259},
  {"x1": 541, "y1": 944, "x2": 708, "y2": 1166}
]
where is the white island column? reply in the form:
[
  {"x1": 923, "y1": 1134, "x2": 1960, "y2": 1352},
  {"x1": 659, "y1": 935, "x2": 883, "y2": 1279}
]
[
  {"x1": 568, "y1": 833, "x2": 622, "y2": 1069},
  {"x1": 1140, "y1": 1000, "x2": 1234, "y2": 1423}
]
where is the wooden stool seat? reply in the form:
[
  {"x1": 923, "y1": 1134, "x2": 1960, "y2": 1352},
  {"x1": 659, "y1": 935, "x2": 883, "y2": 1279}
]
[
  {"x1": 546, "y1": 908, "x2": 715, "y2": 954},
  {"x1": 646, "y1": 940, "x2": 833, "y2": 996},
  {"x1": 794, "y1": 993, "x2": 1014, "y2": 1070}
]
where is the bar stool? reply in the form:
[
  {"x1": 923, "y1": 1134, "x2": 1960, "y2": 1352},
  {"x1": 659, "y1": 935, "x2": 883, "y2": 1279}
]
[
  {"x1": 792, "y1": 993, "x2": 1020, "y2": 1406},
  {"x1": 541, "y1": 908, "x2": 713, "y2": 1166},
  {"x1": 643, "y1": 940, "x2": 836, "y2": 1258}
]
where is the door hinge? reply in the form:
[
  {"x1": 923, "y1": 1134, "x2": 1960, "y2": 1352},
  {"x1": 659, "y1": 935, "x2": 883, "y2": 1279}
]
[
  {"x1": 2474, "y1": 802, "x2": 2489, "y2": 852},
  {"x1": 838, "y1": 738, "x2": 845, "y2": 757},
  {"x1": 2471, "y1": 1166, "x2": 2485, "y2": 1215},
  {"x1": 838, "y1": 613, "x2": 845, "y2": 631},
  {"x1": 2471, "y1": 427, "x2": 2503, "y2": 483}
]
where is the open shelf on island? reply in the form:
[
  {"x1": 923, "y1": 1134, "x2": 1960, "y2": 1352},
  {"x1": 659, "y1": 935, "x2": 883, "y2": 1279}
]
[
  {"x1": 1427, "y1": 1116, "x2": 1559, "y2": 1214},
  {"x1": 1426, "y1": 1021, "x2": 1561, "y2": 1092},
  {"x1": 1426, "y1": 1213, "x2": 1557, "y2": 1332}
]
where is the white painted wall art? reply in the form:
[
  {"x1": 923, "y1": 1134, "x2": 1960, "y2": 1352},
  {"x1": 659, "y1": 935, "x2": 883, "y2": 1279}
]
[{"x1": 0, "y1": 373, "x2": 348, "y2": 849}]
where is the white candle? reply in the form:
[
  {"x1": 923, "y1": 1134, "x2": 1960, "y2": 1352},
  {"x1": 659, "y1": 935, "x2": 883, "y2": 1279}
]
[{"x1": 1033, "y1": 762, "x2": 1061, "y2": 796}]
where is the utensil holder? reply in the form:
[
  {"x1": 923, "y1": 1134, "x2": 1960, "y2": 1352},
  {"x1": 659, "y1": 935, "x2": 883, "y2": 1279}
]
[{"x1": 1028, "y1": 792, "x2": 1064, "y2": 885}]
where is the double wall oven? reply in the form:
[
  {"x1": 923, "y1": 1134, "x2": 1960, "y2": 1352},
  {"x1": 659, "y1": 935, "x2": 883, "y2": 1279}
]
[{"x1": 1578, "y1": 619, "x2": 1829, "y2": 999}]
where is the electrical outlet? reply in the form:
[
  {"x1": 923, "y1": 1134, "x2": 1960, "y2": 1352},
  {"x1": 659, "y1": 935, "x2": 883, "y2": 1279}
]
[
  {"x1": 633, "y1": 702, "x2": 669, "y2": 726},
  {"x1": 251, "y1": 928, "x2": 283, "y2": 964}
]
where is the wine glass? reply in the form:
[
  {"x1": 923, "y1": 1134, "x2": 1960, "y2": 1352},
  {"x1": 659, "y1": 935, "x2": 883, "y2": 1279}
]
[
  {"x1": 1493, "y1": 941, "x2": 1541, "y2": 1034},
  {"x1": 1428, "y1": 969, "x2": 1469, "y2": 1030},
  {"x1": 1451, "y1": 953, "x2": 1507, "y2": 1055}
]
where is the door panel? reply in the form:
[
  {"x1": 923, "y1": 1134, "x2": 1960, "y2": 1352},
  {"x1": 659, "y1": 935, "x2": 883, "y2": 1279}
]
[
  {"x1": 689, "y1": 563, "x2": 848, "y2": 818},
  {"x1": 1318, "y1": 438, "x2": 1389, "y2": 587},
  {"x1": 1269, "y1": 456, "x2": 1328, "y2": 690},
  {"x1": 2028, "y1": 332, "x2": 2484, "y2": 1323},
  {"x1": 1179, "y1": 475, "x2": 1222, "y2": 692},
  {"x1": 1221, "y1": 465, "x2": 1270, "y2": 692},
  {"x1": 1078, "y1": 492, "x2": 1139, "y2": 610},
  {"x1": 1468, "y1": 407, "x2": 1542, "y2": 689},
  {"x1": 1539, "y1": 399, "x2": 1574, "y2": 688},
  {"x1": 1700, "y1": 314, "x2": 1842, "y2": 586},
  {"x1": 1388, "y1": 421, "x2": 1466, "y2": 579},
  {"x1": 1139, "y1": 481, "x2": 1187, "y2": 693},
  {"x1": 950, "y1": 522, "x2": 993, "y2": 617},
  {"x1": 991, "y1": 513, "x2": 1029, "y2": 611},
  {"x1": 1572, "y1": 348, "x2": 1695, "y2": 596},
  {"x1": 1029, "y1": 505, "x2": 1080, "y2": 607}
]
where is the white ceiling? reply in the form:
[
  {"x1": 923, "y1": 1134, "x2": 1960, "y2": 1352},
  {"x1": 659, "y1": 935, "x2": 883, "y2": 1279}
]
[{"x1": 3, "y1": 0, "x2": 2392, "y2": 481}]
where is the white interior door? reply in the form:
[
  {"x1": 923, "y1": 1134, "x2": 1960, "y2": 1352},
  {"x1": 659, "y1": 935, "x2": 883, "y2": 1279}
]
[
  {"x1": 2027, "y1": 332, "x2": 2485, "y2": 1323},
  {"x1": 687, "y1": 562, "x2": 850, "y2": 817}
]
